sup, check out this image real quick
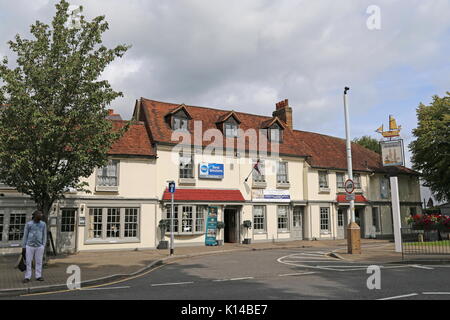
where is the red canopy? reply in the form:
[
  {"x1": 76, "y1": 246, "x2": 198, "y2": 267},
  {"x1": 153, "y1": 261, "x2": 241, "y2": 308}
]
[
  {"x1": 336, "y1": 194, "x2": 368, "y2": 203},
  {"x1": 162, "y1": 188, "x2": 245, "y2": 202}
]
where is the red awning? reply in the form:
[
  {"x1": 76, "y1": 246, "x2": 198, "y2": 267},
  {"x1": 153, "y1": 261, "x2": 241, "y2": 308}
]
[
  {"x1": 162, "y1": 188, "x2": 245, "y2": 202},
  {"x1": 336, "y1": 194, "x2": 368, "y2": 203}
]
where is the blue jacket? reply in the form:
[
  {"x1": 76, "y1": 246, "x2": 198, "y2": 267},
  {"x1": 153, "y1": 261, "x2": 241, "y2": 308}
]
[{"x1": 22, "y1": 220, "x2": 47, "y2": 248}]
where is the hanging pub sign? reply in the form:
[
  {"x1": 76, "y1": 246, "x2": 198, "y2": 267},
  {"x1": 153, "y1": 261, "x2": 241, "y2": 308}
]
[
  {"x1": 380, "y1": 140, "x2": 405, "y2": 167},
  {"x1": 205, "y1": 206, "x2": 218, "y2": 246}
]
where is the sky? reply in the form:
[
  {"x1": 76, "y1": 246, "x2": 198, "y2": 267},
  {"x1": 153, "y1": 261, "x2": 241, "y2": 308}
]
[{"x1": 0, "y1": 0, "x2": 449, "y2": 170}]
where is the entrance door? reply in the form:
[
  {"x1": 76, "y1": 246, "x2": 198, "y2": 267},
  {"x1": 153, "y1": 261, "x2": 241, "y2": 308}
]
[
  {"x1": 224, "y1": 208, "x2": 237, "y2": 243},
  {"x1": 355, "y1": 207, "x2": 365, "y2": 238},
  {"x1": 292, "y1": 206, "x2": 304, "y2": 239},
  {"x1": 337, "y1": 208, "x2": 348, "y2": 239},
  {"x1": 57, "y1": 208, "x2": 77, "y2": 253}
]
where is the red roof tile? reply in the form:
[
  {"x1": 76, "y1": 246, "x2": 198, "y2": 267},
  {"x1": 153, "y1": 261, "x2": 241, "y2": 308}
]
[
  {"x1": 108, "y1": 120, "x2": 155, "y2": 157},
  {"x1": 162, "y1": 188, "x2": 245, "y2": 202}
]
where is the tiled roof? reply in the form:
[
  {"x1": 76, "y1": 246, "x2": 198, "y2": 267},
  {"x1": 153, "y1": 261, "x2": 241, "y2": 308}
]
[
  {"x1": 138, "y1": 98, "x2": 417, "y2": 174},
  {"x1": 337, "y1": 194, "x2": 368, "y2": 203},
  {"x1": 138, "y1": 98, "x2": 310, "y2": 157},
  {"x1": 108, "y1": 120, "x2": 155, "y2": 157},
  {"x1": 162, "y1": 188, "x2": 245, "y2": 202}
]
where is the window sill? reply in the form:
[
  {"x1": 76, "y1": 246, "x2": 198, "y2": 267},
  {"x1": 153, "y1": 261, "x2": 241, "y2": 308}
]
[
  {"x1": 95, "y1": 186, "x2": 119, "y2": 192},
  {"x1": 277, "y1": 182, "x2": 290, "y2": 189},
  {"x1": 85, "y1": 238, "x2": 140, "y2": 244},
  {"x1": 179, "y1": 178, "x2": 196, "y2": 186},
  {"x1": 319, "y1": 187, "x2": 330, "y2": 194},
  {"x1": 252, "y1": 181, "x2": 267, "y2": 189},
  {"x1": 278, "y1": 230, "x2": 290, "y2": 233}
]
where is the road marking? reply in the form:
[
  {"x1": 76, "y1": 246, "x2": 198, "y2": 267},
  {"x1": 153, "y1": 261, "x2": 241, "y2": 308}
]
[
  {"x1": 422, "y1": 292, "x2": 450, "y2": 295},
  {"x1": 81, "y1": 286, "x2": 130, "y2": 291},
  {"x1": 229, "y1": 277, "x2": 254, "y2": 281},
  {"x1": 278, "y1": 272, "x2": 317, "y2": 277},
  {"x1": 21, "y1": 258, "x2": 186, "y2": 297},
  {"x1": 411, "y1": 265, "x2": 434, "y2": 270},
  {"x1": 151, "y1": 281, "x2": 194, "y2": 287},
  {"x1": 377, "y1": 293, "x2": 418, "y2": 300}
]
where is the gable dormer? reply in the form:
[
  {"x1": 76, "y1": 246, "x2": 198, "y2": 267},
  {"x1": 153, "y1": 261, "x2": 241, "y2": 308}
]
[
  {"x1": 216, "y1": 111, "x2": 241, "y2": 137},
  {"x1": 261, "y1": 117, "x2": 286, "y2": 143},
  {"x1": 165, "y1": 104, "x2": 192, "y2": 131}
]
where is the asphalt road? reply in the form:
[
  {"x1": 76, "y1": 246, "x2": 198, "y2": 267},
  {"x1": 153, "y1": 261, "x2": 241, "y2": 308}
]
[{"x1": 10, "y1": 247, "x2": 450, "y2": 300}]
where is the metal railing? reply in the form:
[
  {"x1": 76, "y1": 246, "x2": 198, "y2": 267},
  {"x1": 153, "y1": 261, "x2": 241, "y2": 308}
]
[{"x1": 401, "y1": 227, "x2": 450, "y2": 258}]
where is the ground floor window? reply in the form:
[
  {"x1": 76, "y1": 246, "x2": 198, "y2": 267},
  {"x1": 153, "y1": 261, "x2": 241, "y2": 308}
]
[
  {"x1": 320, "y1": 207, "x2": 330, "y2": 233},
  {"x1": 253, "y1": 206, "x2": 266, "y2": 232},
  {"x1": 165, "y1": 205, "x2": 207, "y2": 235},
  {"x1": 60, "y1": 209, "x2": 76, "y2": 232},
  {"x1": 337, "y1": 210, "x2": 344, "y2": 227},
  {"x1": 0, "y1": 209, "x2": 32, "y2": 245},
  {"x1": 87, "y1": 207, "x2": 139, "y2": 241},
  {"x1": 277, "y1": 206, "x2": 289, "y2": 231}
]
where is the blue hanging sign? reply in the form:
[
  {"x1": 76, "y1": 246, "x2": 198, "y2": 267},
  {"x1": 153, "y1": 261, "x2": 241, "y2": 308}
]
[{"x1": 205, "y1": 206, "x2": 218, "y2": 246}]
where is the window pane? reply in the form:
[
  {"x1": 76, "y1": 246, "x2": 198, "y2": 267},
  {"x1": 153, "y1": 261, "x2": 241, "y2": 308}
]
[
  {"x1": 293, "y1": 207, "x2": 303, "y2": 228},
  {"x1": 181, "y1": 206, "x2": 193, "y2": 233},
  {"x1": 196, "y1": 206, "x2": 206, "y2": 232},
  {"x1": 61, "y1": 209, "x2": 76, "y2": 232},
  {"x1": 338, "y1": 211, "x2": 344, "y2": 227},
  {"x1": 8, "y1": 213, "x2": 26, "y2": 241},
  {"x1": 253, "y1": 160, "x2": 265, "y2": 182},
  {"x1": 277, "y1": 162, "x2": 288, "y2": 183},
  {"x1": 179, "y1": 154, "x2": 194, "y2": 178},
  {"x1": 354, "y1": 173, "x2": 361, "y2": 189},
  {"x1": 98, "y1": 160, "x2": 118, "y2": 186},
  {"x1": 107, "y1": 208, "x2": 121, "y2": 238},
  {"x1": 124, "y1": 208, "x2": 138, "y2": 238},
  {"x1": 336, "y1": 173, "x2": 345, "y2": 188},
  {"x1": 320, "y1": 208, "x2": 329, "y2": 231},
  {"x1": 253, "y1": 206, "x2": 265, "y2": 231},
  {"x1": 165, "y1": 205, "x2": 179, "y2": 233},
  {"x1": 89, "y1": 208, "x2": 103, "y2": 239},
  {"x1": 277, "y1": 206, "x2": 289, "y2": 230}
]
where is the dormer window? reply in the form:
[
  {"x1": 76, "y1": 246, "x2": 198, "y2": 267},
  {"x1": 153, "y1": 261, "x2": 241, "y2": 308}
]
[
  {"x1": 224, "y1": 118, "x2": 238, "y2": 137},
  {"x1": 172, "y1": 111, "x2": 189, "y2": 131},
  {"x1": 269, "y1": 123, "x2": 282, "y2": 143}
]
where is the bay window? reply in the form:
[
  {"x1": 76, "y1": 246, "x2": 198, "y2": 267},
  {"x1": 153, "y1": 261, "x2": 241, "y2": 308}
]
[{"x1": 165, "y1": 205, "x2": 207, "y2": 235}]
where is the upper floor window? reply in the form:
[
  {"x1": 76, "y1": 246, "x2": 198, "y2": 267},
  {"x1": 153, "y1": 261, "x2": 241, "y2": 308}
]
[
  {"x1": 353, "y1": 173, "x2": 361, "y2": 189},
  {"x1": 319, "y1": 171, "x2": 328, "y2": 188},
  {"x1": 277, "y1": 162, "x2": 289, "y2": 183},
  {"x1": 179, "y1": 153, "x2": 194, "y2": 179},
  {"x1": 172, "y1": 110, "x2": 189, "y2": 131},
  {"x1": 269, "y1": 124, "x2": 282, "y2": 143},
  {"x1": 380, "y1": 177, "x2": 390, "y2": 199},
  {"x1": 336, "y1": 173, "x2": 345, "y2": 188},
  {"x1": 253, "y1": 159, "x2": 265, "y2": 182},
  {"x1": 97, "y1": 160, "x2": 119, "y2": 187},
  {"x1": 224, "y1": 119, "x2": 238, "y2": 137}
]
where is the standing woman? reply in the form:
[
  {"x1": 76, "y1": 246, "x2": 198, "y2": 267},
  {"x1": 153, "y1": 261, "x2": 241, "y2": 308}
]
[{"x1": 21, "y1": 210, "x2": 47, "y2": 283}]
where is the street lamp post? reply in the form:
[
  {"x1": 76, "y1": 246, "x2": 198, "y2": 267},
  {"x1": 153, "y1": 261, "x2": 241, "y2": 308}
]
[{"x1": 343, "y1": 87, "x2": 361, "y2": 254}]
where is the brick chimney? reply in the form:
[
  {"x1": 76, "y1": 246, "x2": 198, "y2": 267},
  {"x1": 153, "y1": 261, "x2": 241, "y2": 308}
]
[{"x1": 272, "y1": 99, "x2": 293, "y2": 129}]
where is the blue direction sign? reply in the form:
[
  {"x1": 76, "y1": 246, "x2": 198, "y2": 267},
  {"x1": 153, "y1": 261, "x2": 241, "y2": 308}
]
[{"x1": 168, "y1": 181, "x2": 176, "y2": 193}]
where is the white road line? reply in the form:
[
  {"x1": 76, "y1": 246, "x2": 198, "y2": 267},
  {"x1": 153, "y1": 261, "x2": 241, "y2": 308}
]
[
  {"x1": 422, "y1": 292, "x2": 450, "y2": 295},
  {"x1": 278, "y1": 272, "x2": 317, "y2": 277},
  {"x1": 151, "y1": 281, "x2": 194, "y2": 287},
  {"x1": 377, "y1": 293, "x2": 418, "y2": 300},
  {"x1": 81, "y1": 286, "x2": 130, "y2": 291},
  {"x1": 411, "y1": 265, "x2": 434, "y2": 270},
  {"x1": 229, "y1": 277, "x2": 254, "y2": 281}
]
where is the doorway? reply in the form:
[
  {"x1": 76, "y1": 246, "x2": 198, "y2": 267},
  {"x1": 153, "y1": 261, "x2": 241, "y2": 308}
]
[
  {"x1": 292, "y1": 206, "x2": 304, "y2": 239},
  {"x1": 337, "y1": 208, "x2": 348, "y2": 239},
  {"x1": 57, "y1": 208, "x2": 77, "y2": 254},
  {"x1": 224, "y1": 208, "x2": 238, "y2": 243},
  {"x1": 355, "y1": 207, "x2": 365, "y2": 238}
]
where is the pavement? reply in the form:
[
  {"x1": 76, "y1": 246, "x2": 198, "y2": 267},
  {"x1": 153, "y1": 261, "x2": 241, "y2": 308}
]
[{"x1": 1, "y1": 238, "x2": 446, "y2": 297}]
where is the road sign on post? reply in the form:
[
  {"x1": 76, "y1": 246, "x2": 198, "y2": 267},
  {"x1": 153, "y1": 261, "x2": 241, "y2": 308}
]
[
  {"x1": 344, "y1": 179, "x2": 355, "y2": 194},
  {"x1": 168, "y1": 181, "x2": 176, "y2": 255}
]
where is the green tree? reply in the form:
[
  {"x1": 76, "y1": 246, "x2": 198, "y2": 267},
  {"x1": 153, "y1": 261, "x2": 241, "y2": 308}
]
[
  {"x1": 0, "y1": 1, "x2": 130, "y2": 220},
  {"x1": 409, "y1": 93, "x2": 450, "y2": 202},
  {"x1": 353, "y1": 135, "x2": 381, "y2": 154}
]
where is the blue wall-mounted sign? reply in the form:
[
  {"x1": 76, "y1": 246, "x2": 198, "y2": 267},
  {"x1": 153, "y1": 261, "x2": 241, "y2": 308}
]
[
  {"x1": 205, "y1": 207, "x2": 218, "y2": 246},
  {"x1": 198, "y1": 163, "x2": 224, "y2": 179}
]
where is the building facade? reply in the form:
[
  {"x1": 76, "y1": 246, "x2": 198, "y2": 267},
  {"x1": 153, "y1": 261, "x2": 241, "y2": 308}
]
[{"x1": 0, "y1": 99, "x2": 422, "y2": 254}]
